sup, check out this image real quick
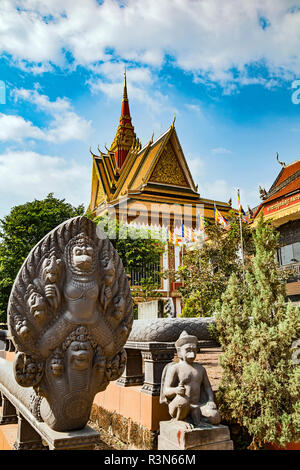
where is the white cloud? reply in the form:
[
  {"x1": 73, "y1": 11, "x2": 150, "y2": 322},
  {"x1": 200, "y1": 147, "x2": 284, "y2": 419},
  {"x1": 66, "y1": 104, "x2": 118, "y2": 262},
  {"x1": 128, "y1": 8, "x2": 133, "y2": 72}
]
[
  {"x1": 0, "y1": 88, "x2": 91, "y2": 143},
  {"x1": 0, "y1": 150, "x2": 90, "y2": 218},
  {"x1": 211, "y1": 147, "x2": 233, "y2": 155},
  {"x1": 0, "y1": 113, "x2": 45, "y2": 141},
  {"x1": 1, "y1": 1, "x2": 300, "y2": 90},
  {"x1": 185, "y1": 104, "x2": 204, "y2": 117}
]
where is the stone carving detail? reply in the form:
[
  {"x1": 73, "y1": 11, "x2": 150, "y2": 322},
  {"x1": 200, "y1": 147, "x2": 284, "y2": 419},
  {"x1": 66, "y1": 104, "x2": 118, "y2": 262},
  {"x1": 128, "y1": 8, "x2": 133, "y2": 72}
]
[
  {"x1": 128, "y1": 317, "x2": 216, "y2": 343},
  {"x1": 160, "y1": 331, "x2": 221, "y2": 427},
  {"x1": 8, "y1": 216, "x2": 133, "y2": 432},
  {"x1": 150, "y1": 144, "x2": 189, "y2": 187}
]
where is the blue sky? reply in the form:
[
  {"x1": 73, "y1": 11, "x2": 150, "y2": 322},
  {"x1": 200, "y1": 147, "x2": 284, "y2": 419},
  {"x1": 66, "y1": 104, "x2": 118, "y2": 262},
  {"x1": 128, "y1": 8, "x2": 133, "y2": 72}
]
[{"x1": 1, "y1": 0, "x2": 300, "y2": 219}]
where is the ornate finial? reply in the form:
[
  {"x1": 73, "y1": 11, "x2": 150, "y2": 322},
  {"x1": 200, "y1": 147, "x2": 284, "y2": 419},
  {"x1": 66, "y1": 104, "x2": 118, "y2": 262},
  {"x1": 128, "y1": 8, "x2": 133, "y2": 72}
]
[
  {"x1": 89, "y1": 146, "x2": 95, "y2": 156},
  {"x1": 171, "y1": 114, "x2": 176, "y2": 128},
  {"x1": 123, "y1": 67, "x2": 128, "y2": 102},
  {"x1": 104, "y1": 144, "x2": 111, "y2": 154},
  {"x1": 276, "y1": 152, "x2": 286, "y2": 168},
  {"x1": 259, "y1": 185, "x2": 268, "y2": 200},
  {"x1": 150, "y1": 130, "x2": 154, "y2": 144},
  {"x1": 247, "y1": 205, "x2": 254, "y2": 218},
  {"x1": 228, "y1": 197, "x2": 232, "y2": 206}
]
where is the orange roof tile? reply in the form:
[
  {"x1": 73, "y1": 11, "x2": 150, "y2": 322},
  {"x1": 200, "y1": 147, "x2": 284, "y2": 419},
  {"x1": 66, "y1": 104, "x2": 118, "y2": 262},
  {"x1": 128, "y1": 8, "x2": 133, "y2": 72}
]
[
  {"x1": 265, "y1": 176, "x2": 300, "y2": 203},
  {"x1": 275, "y1": 159, "x2": 300, "y2": 186}
]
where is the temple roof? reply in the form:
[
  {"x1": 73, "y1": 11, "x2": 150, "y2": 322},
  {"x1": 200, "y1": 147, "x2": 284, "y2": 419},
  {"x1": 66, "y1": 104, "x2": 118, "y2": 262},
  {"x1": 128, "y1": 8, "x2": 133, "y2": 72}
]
[
  {"x1": 88, "y1": 75, "x2": 232, "y2": 222},
  {"x1": 253, "y1": 157, "x2": 300, "y2": 219},
  {"x1": 89, "y1": 120, "x2": 202, "y2": 212}
]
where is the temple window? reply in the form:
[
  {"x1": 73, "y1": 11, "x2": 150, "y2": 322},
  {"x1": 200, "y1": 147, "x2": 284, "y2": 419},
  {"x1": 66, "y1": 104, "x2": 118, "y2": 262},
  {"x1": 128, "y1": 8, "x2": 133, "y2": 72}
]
[{"x1": 278, "y1": 242, "x2": 300, "y2": 265}]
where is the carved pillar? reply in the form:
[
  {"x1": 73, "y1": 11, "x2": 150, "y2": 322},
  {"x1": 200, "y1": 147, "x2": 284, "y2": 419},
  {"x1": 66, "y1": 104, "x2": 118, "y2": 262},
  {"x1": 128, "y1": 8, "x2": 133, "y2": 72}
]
[
  {"x1": 140, "y1": 343, "x2": 176, "y2": 396},
  {"x1": 13, "y1": 412, "x2": 47, "y2": 450},
  {"x1": 117, "y1": 348, "x2": 144, "y2": 386},
  {"x1": 0, "y1": 393, "x2": 18, "y2": 424}
]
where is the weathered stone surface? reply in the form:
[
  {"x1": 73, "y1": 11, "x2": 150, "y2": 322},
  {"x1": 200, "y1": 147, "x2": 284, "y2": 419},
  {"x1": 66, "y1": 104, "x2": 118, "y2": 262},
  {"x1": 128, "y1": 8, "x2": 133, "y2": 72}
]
[
  {"x1": 129, "y1": 317, "x2": 216, "y2": 343},
  {"x1": 6, "y1": 216, "x2": 133, "y2": 432},
  {"x1": 158, "y1": 420, "x2": 233, "y2": 450},
  {"x1": 117, "y1": 349, "x2": 144, "y2": 387},
  {"x1": 158, "y1": 331, "x2": 233, "y2": 450},
  {"x1": 160, "y1": 331, "x2": 221, "y2": 426},
  {"x1": 159, "y1": 420, "x2": 230, "y2": 447},
  {"x1": 0, "y1": 358, "x2": 100, "y2": 450},
  {"x1": 158, "y1": 434, "x2": 234, "y2": 450}
]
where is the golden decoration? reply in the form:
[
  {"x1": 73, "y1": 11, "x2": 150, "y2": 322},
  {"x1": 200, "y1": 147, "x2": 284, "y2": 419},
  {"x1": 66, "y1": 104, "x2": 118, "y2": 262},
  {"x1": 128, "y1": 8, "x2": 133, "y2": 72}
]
[{"x1": 150, "y1": 143, "x2": 189, "y2": 187}]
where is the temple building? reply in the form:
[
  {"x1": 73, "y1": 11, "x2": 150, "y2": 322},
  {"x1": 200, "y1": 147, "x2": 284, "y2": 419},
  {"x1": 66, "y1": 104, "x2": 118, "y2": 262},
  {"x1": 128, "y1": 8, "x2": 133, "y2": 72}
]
[
  {"x1": 252, "y1": 155, "x2": 300, "y2": 304},
  {"x1": 88, "y1": 72, "x2": 232, "y2": 315}
]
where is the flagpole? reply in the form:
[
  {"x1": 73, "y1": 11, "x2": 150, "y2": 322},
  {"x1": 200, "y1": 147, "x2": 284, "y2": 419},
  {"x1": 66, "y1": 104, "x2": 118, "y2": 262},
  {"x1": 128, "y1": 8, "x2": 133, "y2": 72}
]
[{"x1": 214, "y1": 201, "x2": 217, "y2": 226}]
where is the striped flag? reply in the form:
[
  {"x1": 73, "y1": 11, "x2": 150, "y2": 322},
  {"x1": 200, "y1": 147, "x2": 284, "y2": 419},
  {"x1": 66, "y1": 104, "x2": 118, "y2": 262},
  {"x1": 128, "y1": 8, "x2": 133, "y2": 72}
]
[{"x1": 215, "y1": 206, "x2": 230, "y2": 230}]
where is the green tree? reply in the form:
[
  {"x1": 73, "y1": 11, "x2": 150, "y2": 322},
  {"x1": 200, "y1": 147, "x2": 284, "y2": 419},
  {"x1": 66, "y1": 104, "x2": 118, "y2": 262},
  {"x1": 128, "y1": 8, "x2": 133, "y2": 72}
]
[
  {"x1": 132, "y1": 276, "x2": 163, "y2": 302},
  {"x1": 0, "y1": 194, "x2": 84, "y2": 322},
  {"x1": 88, "y1": 213, "x2": 166, "y2": 318},
  {"x1": 216, "y1": 216, "x2": 300, "y2": 449},
  {"x1": 178, "y1": 211, "x2": 254, "y2": 317},
  {"x1": 89, "y1": 213, "x2": 165, "y2": 278}
]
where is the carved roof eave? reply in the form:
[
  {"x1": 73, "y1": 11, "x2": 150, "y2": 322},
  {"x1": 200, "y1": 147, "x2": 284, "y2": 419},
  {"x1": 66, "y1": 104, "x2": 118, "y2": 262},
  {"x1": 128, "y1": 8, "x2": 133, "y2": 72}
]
[
  {"x1": 111, "y1": 136, "x2": 155, "y2": 200},
  {"x1": 124, "y1": 127, "x2": 173, "y2": 195},
  {"x1": 93, "y1": 156, "x2": 115, "y2": 202},
  {"x1": 106, "y1": 124, "x2": 200, "y2": 201},
  {"x1": 135, "y1": 125, "x2": 199, "y2": 194},
  {"x1": 139, "y1": 181, "x2": 200, "y2": 196},
  {"x1": 171, "y1": 129, "x2": 199, "y2": 193}
]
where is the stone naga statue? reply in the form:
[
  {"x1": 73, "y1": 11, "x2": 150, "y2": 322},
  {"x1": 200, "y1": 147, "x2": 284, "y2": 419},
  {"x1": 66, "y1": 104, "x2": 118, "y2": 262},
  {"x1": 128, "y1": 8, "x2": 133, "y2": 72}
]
[
  {"x1": 160, "y1": 331, "x2": 221, "y2": 427},
  {"x1": 7, "y1": 216, "x2": 133, "y2": 432}
]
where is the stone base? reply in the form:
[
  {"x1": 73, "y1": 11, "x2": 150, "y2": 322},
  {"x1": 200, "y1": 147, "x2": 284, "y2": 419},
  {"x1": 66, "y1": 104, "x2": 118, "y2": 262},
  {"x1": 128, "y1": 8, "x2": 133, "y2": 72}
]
[{"x1": 158, "y1": 420, "x2": 234, "y2": 450}]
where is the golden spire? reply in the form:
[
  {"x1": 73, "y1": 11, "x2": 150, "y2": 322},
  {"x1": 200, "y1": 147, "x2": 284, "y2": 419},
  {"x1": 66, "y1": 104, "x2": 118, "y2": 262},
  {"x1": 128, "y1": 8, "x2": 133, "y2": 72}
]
[
  {"x1": 110, "y1": 69, "x2": 138, "y2": 169},
  {"x1": 123, "y1": 67, "x2": 128, "y2": 102}
]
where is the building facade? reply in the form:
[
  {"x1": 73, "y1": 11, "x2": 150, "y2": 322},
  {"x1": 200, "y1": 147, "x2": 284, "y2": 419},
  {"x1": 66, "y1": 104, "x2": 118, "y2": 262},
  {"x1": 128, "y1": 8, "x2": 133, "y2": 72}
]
[
  {"x1": 88, "y1": 73, "x2": 232, "y2": 315},
  {"x1": 252, "y1": 157, "x2": 300, "y2": 303}
]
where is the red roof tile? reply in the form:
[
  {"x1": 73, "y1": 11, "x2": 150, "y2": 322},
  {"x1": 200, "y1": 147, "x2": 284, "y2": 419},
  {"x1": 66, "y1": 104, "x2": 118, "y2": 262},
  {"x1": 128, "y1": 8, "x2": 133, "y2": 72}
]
[
  {"x1": 265, "y1": 176, "x2": 300, "y2": 203},
  {"x1": 275, "y1": 160, "x2": 300, "y2": 186}
]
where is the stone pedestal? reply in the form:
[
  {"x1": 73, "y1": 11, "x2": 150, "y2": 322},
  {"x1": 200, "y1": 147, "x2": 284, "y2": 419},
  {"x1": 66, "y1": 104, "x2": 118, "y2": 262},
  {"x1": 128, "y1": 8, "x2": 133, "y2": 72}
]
[
  {"x1": 14, "y1": 412, "x2": 46, "y2": 450},
  {"x1": 158, "y1": 420, "x2": 234, "y2": 450},
  {"x1": 118, "y1": 341, "x2": 176, "y2": 396},
  {"x1": 140, "y1": 343, "x2": 176, "y2": 396},
  {"x1": 117, "y1": 349, "x2": 144, "y2": 386},
  {"x1": 0, "y1": 394, "x2": 18, "y2": 425}
]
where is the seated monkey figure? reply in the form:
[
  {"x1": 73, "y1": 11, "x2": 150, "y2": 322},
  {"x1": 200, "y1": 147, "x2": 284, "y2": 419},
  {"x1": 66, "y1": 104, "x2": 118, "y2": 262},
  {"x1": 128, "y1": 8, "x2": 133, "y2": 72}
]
[{"x1": 160, "y1": 330, "x2": 221, "y2": 427}]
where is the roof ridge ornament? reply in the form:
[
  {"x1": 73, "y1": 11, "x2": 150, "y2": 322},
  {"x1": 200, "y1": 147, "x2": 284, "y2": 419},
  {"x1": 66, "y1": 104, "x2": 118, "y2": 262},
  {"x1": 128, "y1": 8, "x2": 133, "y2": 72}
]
[
  {"x1": 276, "y1": 152, "x2": 286, "y2": 168},
  {"x1": 171, "y1": 114, "x2": 176, "y2": 128},
  {"x1": 150, "y1": 130, "x2": 154, "y2": 144},
  {"x1": 259, "y1": 185, "x2": 268, "y2": 200}
]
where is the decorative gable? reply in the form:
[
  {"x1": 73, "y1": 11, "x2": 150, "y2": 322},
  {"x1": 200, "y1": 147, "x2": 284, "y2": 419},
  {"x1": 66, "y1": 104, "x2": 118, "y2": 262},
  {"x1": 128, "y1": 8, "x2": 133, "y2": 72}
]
[{"x1": 149, "y1": 141, "x2": 190, "y2": 188}]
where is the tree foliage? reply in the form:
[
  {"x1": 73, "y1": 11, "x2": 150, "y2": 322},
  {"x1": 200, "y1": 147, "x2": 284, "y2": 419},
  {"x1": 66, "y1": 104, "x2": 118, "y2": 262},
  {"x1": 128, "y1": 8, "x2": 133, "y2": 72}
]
[
  {"x1": 178, "y1": 211, "x2": 255, "y2": 317},
  {"x1": 0, "y1": 194, "x2": 84, "y2": 322},
  {"x1": 88, "y1": 213, "x2": 165, "y2": 277},
  {"x1": 215, "y1": 217, "x2": 300, "y2": 448}
]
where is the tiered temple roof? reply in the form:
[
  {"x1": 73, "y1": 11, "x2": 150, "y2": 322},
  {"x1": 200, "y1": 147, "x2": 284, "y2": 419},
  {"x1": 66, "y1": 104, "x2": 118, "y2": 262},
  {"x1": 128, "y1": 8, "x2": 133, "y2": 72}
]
[{"x1": 88, "y1": 73, "x2": 231, "y2": 225}]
